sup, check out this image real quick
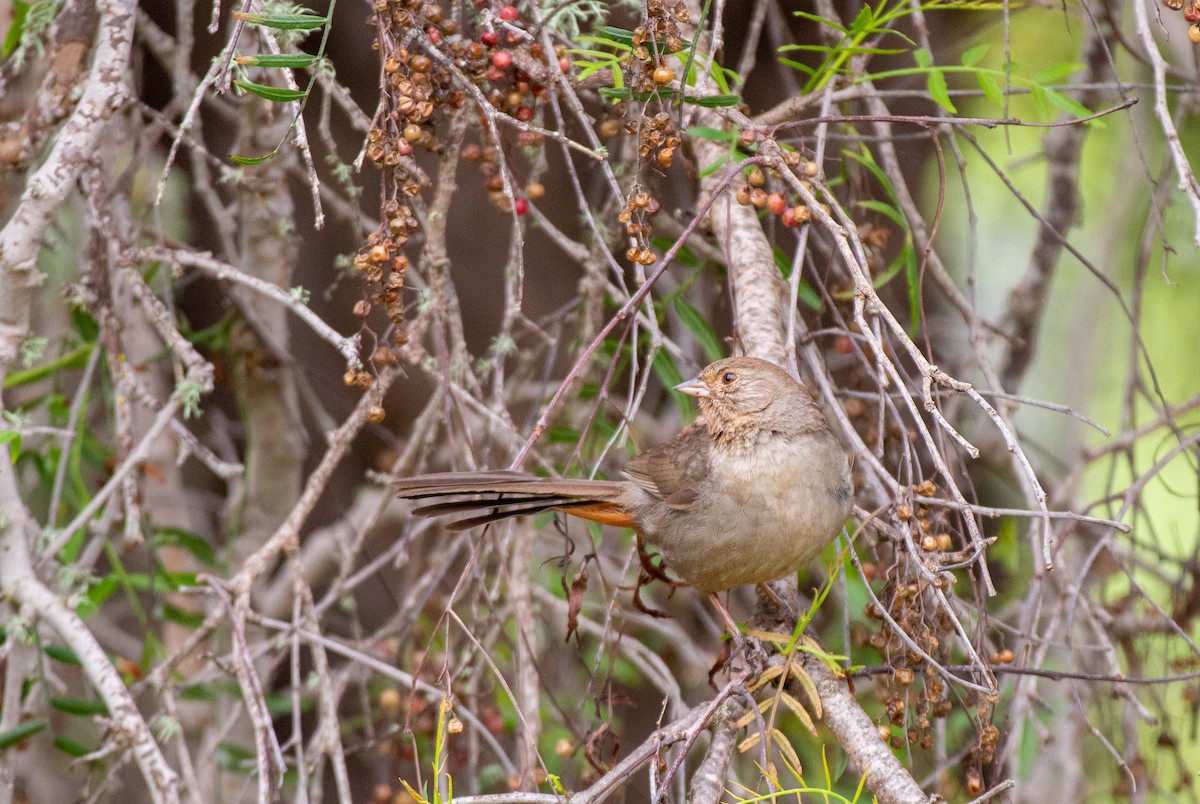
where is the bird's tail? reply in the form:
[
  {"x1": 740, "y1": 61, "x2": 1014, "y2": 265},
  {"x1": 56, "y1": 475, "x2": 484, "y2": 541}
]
[{"x1": 393, "y1": 471, "x2": 633, "y2": 531}]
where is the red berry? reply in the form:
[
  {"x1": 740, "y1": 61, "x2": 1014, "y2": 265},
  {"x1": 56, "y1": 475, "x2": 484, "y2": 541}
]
[
  {"x1": 515, "y1": 105, "x2": 533, "y2": 121},
  {"x1": 487, "y1": 65, "x2": 506, "y2": 81},
  {"x1": 767, "y1": 192, "x2": 786, "y2": 216},
  {"x1": 782, "y1": 207, "x2": 796, "y2": 227},
  {"x1": 559, "y1": 57, "x2": 570, "y2": 73},
  {"x1": 499, "y1": 4, "x2": 519, "y2": 21},
  {"x1": 491, "y1": 50, "x2": 512, "y2": 69},
  {"x1": 835, "y1": 334, "x2": 854, "y2": 354},
  {"x1": 514, "y1": 198, "x2": 528, "y2": 215},
  {"x1": 481, "y1": 29, "x2": 499, "y2": 46},
  {"x1": 426, "y1": 27, "x2": 441, "y2": 44}
]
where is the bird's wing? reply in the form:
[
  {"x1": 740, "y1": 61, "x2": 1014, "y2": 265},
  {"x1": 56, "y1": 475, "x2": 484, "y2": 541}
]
[{"x1": 621, "y1": 422, "x2": 711, "y2": 510}]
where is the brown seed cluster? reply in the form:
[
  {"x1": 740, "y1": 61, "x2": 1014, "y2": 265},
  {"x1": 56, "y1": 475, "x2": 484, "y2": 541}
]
[
  {"x1": 628, "y1": 111, "x2": 681, "y2": 169},
  {"x1": 629, "y1": 0, "x2": 690, "y2": 94},
  {"x1": 358, "y1": 1, "x2": 573, "y2": 349},
  {"x1": 618, "y1": 186, "x2": 660, "y2": 265}
]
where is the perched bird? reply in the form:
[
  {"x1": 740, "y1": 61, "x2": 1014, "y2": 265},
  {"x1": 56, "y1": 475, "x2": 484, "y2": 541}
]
[{"x1": 395, "y1": 356, "x2": 852, "y2": 628}]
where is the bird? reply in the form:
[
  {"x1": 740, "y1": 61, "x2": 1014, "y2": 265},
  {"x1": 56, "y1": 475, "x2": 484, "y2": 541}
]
[{"x1": 394, "y1": 356, "x2": 852, "y2": 632}]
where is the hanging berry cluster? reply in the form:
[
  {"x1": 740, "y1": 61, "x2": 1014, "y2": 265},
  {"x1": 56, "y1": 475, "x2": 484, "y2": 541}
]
[
  {"x1": 629, "y1": 111, "x2": 681, "y2": 169},
  {"x1": 355, "y1": 1, "x2": 571, "y2": 364},
  {"x1": 1161, "y1": 0, "x2": 1200, "y2": 43},
  {"x1": 619, "y1": 188, "x2": 660, "y2": 266},
  {"x1": 734, "y1": 154, "x2": 822, "y2": 229},
  {"x1": 629, "y1": 0, "x2": 690, "y2": 93}
]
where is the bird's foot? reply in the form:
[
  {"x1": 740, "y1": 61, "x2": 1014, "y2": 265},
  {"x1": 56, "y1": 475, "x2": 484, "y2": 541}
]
[
  {"x1": 708, "y1": 632, "x2": 769, "y2": 686},
  {"x1": 636, "y1": 540, "x2": 685, "y2": 590}
]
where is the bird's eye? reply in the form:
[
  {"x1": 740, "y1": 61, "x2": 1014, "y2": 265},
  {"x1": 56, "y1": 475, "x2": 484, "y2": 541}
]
[{"x1": 722, "y1": 371, "x2": 736, "y2": 384}]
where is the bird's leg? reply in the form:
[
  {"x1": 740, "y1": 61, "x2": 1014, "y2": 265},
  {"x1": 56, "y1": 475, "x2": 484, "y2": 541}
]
[
  {"x1": 756, "y1": 582, "x2": 797, "y2": 621},
  {"x1": 707, "y1": 592, "x2": 768, "y2": 680},
  {"x1": 637, "y1": 535, "x2": 685, "y2": 590},
  {"x1": 631, "y1": 574, "x2": 672, "y2": 619},
  {"x1": 707, "y1": 592, "x2": 742, "y2": 639}
]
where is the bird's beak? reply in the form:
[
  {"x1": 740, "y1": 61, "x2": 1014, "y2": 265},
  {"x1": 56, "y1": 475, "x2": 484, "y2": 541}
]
[{"x1": 673, "y1": 375, "x2": 710, "y2": 398}]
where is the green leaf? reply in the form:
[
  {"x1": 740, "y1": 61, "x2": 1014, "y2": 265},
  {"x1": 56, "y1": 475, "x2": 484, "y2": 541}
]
[
  {"x1": 2, "y1": 0, "x2": 31, "y2": 58},
  {"x1": 672, "y1": 298, "x2": 723, "y2": 363},
  {"x1": 848, "y1": 6, "x2": 874, "y2": 33},
  {"x1": 592, "y1": 26, "x2": 635, "y2": 46},
  {"x1": 1032, "y1": 62, "x2": 1083, "y2": 85},
  {"x1": 233, "y1": 80, "x2": 306, "y2": 103},
  {"x1": 234, "y1": 53, "x2": 317, "y2": 68},
  {"x1": 926, "y1": 67, "x2": 956, "y2": 114},
  {"x1": 778, "y1": 58, "x2": 817, "y2": 77},
  {"x1": 598, "y1": 87, "x2": 632, "y2": 101},
  {"x1": 151, "y1": 526, "x2": 217, "y2": 567},
  {"x1": 232, "y1": 12, "x2": 327, "y2": 30},
  {"x1": 857, "y1": 199, "x2": 906, "y2": 229},
  {"x1": 162, "y1": 603, "x2": 206, "y2": 629},
  {"x1": 0, "y1": 431, "x2": 20, "y2": 461},
  {"x1": 228, "y1": 152, "x2": 277, "y2": 166},
  {"x1": 790, "y1": 10, "x2": 849, "y2": 34},
  {"x1": 1029, "y1": 83, "x2": 1050, "y2": 118},
  {"x1": 53, "y1": 736, "x2": 90, "y2": 758},
  {"x1": 44, "y1": 644, "x2": 82, "y2": 665},
  {"x1": 686, "y1": 126, "x2": 736, "y2": 142},
  {"x1": 0, "y1": 720, "x2": 47, "y2": 750},
  {"x1": 76, "y1": 576, "x2": 118, "y2": 619},
  {"x1": 960, "y1": 43, "x2": 989, "y2": 67},
  {"x1": 3, "y1": 343, "x2": 94, "y2": 388},
  {"x1": 50, "y1": 696, "x2": 109, "y2": 716},
  {"x1": 913, "y1": 47, "x2": 932, "y2": 69},
  {"x1": 781, "y1": 44, "x2": 907, "y2": 56},
  {"x1": 651, "y1": 351, "x2": 695, "y2": 420},
  {"x1": 976, "y1": 71, "x2": 1003, "y2": 104},
  {"x1": 1042, "y1": 88, "x2": 1093, "y2": 120},
  {"x1": 685, "y1": 94, "x2": 740, "y2": 108}
]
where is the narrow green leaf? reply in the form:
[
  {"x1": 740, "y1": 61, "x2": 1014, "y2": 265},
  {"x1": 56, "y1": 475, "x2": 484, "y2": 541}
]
[
  {"x1": 848, "y1": 6, "x2": 874, "y2": 33},
  {"x1": 1042, "y1": 88, "x2": 1093, "y2": 120},
  {"x1": 152, "y1": 526, "x2": 217, "y2": 566},
  {"x1": 0, "y1": 720, "x2": 47, "y2": 750},
  {"x1": 50, "y1": 696, "x2": 109, "y2": 717},
  {"x1": 685, "y1": 94, "x2": 741, "y2": 108},
  {"x1": 1032, "y1": 63, "x2": 1083, "y2": 85},
  {"x1": 857, "y1": 199, "x2": 906, "y2": 228},
  {"x1": 960, "y1": 43, "x2": 989, "y2": 67},
  {"x1": 234, "y1": 53, "x2": 317, "y2": 68},
  {"x1": 0, "y1": 431, "x2": 20, "y2": 461},
  {"x1": 672, "y1": 298, "x2": 724, "y2": 362},
  {"x1": 232, "y1": 12, "x2": 327, "y2": 30},
  {"x1": 3, "y1": 343, "x2": 94, "y2": 388},
  {"x1": 44, "y1": 644, "x2": 82, "y2": 665},
  {"x1": 233, "y1": 80, "x2": 306, "y2": 103},
  {"x1": 2, "y1": 0, "x2": 31, "y2": 58},
  {"x1": 790, "y1": 10, "x2": 848, "y2": 34},
  {"x1": 685, "y1": 126, "x2": 736, "y2": 142},
  {"x1": 778, "y1": 58, "x2": 817, "y2": 77},
  {"x1": 652, "y1": 351, "x2": 695, "y2": 420},
  {"x1": 976, "y1": 71, "x2": 1003, "y2": 104},
  {"x1": 592, "y1": 26, "x2": 635, "y2": 46},
  {"x1": 1029, "y1": 83, "x2": 1050, "y2": 118},
  {"x1": 598, "y1": 87, "x2": 632, "y2": 100},
  {"x1": 780, "y1": 44, "x2": 907, "y2": 56},
  {"x1": 913, "y1": 47, "x2": 932, "y2": 69},
  {"x1": 926, "y1": 67, "x2": 956, "y2": 114},
  {"x1": 53, "y1": 736, "x2": 90, "y2": 758}
]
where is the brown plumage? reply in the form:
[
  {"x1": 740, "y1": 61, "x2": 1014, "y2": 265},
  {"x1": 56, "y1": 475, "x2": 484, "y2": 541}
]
[{"x1": 394, "y1": 357, "x2": 853, "y2": 594}]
